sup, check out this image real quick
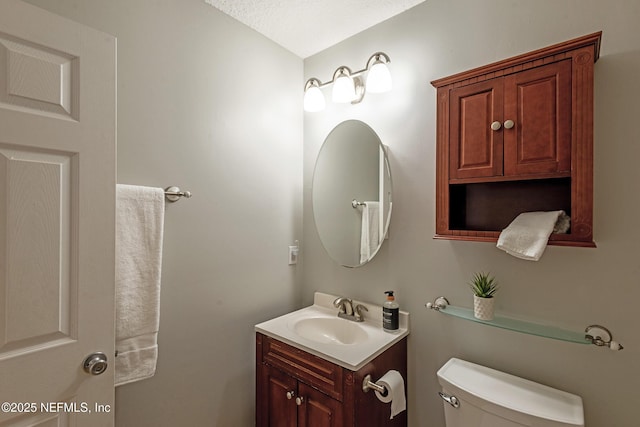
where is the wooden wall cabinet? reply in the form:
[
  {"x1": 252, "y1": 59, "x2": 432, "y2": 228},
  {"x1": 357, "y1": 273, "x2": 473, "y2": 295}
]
[
  {"x1": 256, "y1": 333, "x2": 407, "y2": 427},
  {"x1": 432, "y1": 32, "x2": 601, "y2": 246}
]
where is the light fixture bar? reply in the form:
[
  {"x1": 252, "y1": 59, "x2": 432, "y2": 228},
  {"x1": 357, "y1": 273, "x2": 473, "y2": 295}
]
[{"x1": 303, "y1": 52, "x2": 391, "y2": 111}]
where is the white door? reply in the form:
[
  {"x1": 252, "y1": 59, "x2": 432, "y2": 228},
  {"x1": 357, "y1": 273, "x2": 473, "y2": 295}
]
[{"x1": 0, "y1": 1, "x2": 116, "y2": 426}]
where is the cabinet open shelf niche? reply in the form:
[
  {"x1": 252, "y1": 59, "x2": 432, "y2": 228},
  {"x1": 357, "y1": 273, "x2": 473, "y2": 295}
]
[
  {"x1": 431, "y1": 32, "x2": 602, "y2": 247},
  {"x1": 449, "y1": 177, "x2": 571, "y2": 232}
]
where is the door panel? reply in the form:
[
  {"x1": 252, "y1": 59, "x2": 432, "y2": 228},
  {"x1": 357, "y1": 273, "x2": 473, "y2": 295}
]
[
  {"x1": 503, "y1": 60, "x2": 572, "y2": 176},
  {"x1": 298, "y1": 383, "x2": 343, "y2": 427},
  {"x1": 0, "y1": 1, "x2": 116, "y2": 425},
  {"x1": 0, "y1": 33, "x2": 78, "y2": 119},
  {"x1": 263, "y1": 366, "x2": 297, "y2": 427},
  {"x1": 0, "y1": 148, "x2": 75, "y2": 356},
  {"x1": 449, "y1": 79, "x2": 504, "y2": 180}
]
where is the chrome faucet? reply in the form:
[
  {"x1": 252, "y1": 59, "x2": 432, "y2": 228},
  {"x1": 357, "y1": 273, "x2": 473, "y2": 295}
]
[
  {"x1": 353, "y1": 304, "x2": 368, "y2": 322},
  {"x1": 333, "y1": 297, "x2": 354, "y2": 316},
  {"x1": 333, "y1": 297, "x2": 368, "y2": 322}
]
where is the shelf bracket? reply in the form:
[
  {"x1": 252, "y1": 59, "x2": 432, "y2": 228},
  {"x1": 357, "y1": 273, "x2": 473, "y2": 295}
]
[
  {"x1": 585, "y1": 325, "x2": 623, "y2": 351},
  {"x1": 425, "y1": 296, "x2": 449, "y2": 311}
]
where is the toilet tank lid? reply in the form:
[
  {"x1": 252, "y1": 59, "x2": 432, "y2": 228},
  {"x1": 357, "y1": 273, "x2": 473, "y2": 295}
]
[{"x1": 437, "y1": 358, "x2": 584, "y2": 426}]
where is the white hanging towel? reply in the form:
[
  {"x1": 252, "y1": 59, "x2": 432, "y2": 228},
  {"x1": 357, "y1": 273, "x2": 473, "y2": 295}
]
[
  {"x1": 496, "y1": 210, "x2": 566, "y2": 261},
  {"x1": 115, "y1": 184, "x2": 165, "y2": 386},
  {"x1": 360, "y1": 201, "x2": 380, "y2": 264}
]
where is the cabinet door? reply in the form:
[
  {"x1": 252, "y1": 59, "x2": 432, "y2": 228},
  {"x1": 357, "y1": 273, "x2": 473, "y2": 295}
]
[
  {"x1": 449, "y1": 79, "x2": 504, "y2": 180},
  {"x1": 261, "y1": 366, "x2": 298, "y2": 427},
  {"x1": 297, "y1": 382, "x2": 344, "y2": 427},
  {"x1": 503, "y1": 60, "x2": 572, "y2": 176}
]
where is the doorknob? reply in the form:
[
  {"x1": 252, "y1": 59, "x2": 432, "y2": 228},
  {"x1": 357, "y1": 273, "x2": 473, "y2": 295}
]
[
  {"x1": 295, "y1": 396, "x2": 305, "y2": 406},
  {"x1": 286, "y1": 391, "x2": 295, "y2": 400},
  {"x1": 83, "y1": 352, "x2": 108, "y2": 375},
  {"x1": 490, "y1": 121, "x2": 502, "y2": 131},
  {"x1": 503, "y1": 119, "x2": 515, "y2": 129}
]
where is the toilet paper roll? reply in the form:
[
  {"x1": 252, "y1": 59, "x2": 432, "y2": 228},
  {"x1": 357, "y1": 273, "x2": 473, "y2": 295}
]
[{"x1": 374, "y1": 370, "x2": 406, "y2": 419}]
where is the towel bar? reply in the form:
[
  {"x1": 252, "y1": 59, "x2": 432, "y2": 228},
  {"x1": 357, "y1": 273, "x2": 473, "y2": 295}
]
[
  {"x1": 164, "y1": 186, "x2": 192, "y2": 202},
  {"x1": 352, "y1": 199, "x2": 367, "y2": 208}
]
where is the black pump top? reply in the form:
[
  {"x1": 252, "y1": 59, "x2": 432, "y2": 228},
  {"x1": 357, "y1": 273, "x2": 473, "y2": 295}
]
[{"x1": 385, "y1": 290, "x2": 395, "y2": 300}]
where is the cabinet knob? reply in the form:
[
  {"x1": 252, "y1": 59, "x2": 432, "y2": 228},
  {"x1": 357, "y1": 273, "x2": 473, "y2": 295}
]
[
  {"x1": 490, "y1": 121, "x2": 502, "y2": 131},
  {"x1": 286, "y1": 391, "x2": 295, "y2": 400},
  {"x1": 295, "y1": 396, "x2": 305, "y2": 406},
  {"x1": 504, "y1": 119, "x2": 515, "y2": 129}
]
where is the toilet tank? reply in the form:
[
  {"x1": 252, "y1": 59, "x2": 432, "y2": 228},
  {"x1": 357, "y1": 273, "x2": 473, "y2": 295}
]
[{"x1": 437, "y1": 358, "x2": 584, "y2": 427}]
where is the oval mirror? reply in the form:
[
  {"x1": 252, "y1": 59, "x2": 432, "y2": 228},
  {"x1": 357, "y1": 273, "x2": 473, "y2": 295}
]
[{"x1": 312, "y1": 120, "x2": 392, "y2": 267}]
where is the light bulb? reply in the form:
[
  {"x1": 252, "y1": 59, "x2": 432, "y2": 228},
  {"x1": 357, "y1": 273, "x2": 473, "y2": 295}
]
[
  {"x1": 303, "y1": 85, "x2": 325, "y2": 112},
  {"x1": 366, "y1": 61, "x2": 392, "y2": 93},
  {"x1": 332, "y1": 71, "x2": 356, "y2": 103}
]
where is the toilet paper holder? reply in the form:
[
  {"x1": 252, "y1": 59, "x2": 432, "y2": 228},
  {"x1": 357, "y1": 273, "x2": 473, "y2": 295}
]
[{"x1": 362, "y1": 373, "x2": 388, "y2": 396}]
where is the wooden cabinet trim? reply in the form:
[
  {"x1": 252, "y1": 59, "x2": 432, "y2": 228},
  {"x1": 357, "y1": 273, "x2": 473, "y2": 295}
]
[
  {"x1": 431, "y1": 31, "x2": 601, "y2": 88},
  {"x1": 570, "y1": 46, "x2": 596, "y2": 241},
  {"x1": 262, "y1": 335, "x2": 344, "y2": 400}
]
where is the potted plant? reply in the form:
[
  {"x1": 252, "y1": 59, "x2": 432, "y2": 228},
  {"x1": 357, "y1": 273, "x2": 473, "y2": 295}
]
[{"x1": 469, "y1": 272, "x2": 498, "y2": 320}]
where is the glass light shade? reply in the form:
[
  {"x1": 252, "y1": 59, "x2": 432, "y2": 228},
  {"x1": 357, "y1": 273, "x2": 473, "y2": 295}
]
[
  {"x1": 303, "y1": 85, "x2": 325, "y2": 112},
  {"x1": 366, "y1": 62, "x2": 392, "y2": 93},
  {"x1": 332, "y1": 74, "x2": 356, "y2": 103}
]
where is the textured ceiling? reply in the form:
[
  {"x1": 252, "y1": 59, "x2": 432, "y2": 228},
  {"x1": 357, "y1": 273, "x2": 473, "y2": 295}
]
[{"x1": 204, "y1": 0, "x2": 426, "y2": 58}]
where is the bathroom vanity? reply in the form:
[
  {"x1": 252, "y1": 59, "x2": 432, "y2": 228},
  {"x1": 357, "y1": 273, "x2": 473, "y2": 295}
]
[
  {"x1": 256, "y1": 334, "x2": 407, "y2": 426},
  {"x1": 255, "y1": 293, "x2": 409, "y2": 426}
]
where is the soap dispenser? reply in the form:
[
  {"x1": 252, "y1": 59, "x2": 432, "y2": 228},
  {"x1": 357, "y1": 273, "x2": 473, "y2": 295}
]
[{"x1": 383, "y1": 291, "x2": 399, "y2": 332}]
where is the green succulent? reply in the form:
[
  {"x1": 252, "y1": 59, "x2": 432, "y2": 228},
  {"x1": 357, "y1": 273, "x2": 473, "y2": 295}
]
[{"x1": 469, "y1": 272, "x2": 498, "y2": 298}]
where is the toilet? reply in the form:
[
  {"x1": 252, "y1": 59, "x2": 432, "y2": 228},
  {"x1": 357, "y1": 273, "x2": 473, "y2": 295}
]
[{"x1": 437, "y1": 358, "x2": 584, "y2": 427}]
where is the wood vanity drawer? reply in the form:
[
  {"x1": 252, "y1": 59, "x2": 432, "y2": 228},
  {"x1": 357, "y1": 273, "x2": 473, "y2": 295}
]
[{"x1": 260, "y1": 334, "x2": 343, "y2": 400}]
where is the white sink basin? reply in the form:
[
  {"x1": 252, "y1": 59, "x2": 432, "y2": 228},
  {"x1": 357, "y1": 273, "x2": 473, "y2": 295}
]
[
  {"x1": 255, "y1": 292, "x2": 409, "y2": 370},
  {"x1": 292, "y1": 317, "x2": 369, "y2": 345}
]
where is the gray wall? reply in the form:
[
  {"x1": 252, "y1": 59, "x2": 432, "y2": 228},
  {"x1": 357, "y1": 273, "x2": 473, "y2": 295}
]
[
  {"x1": 25, "y1": 0, "x2": 303, "y2": 426},
  {"x1": 303, "y1": 1, "x2": 640, "y2": 426}
]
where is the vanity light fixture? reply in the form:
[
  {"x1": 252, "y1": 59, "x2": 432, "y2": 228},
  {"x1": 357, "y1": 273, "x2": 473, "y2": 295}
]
[
  {"x1": 303, "y1": 52, "x2": 391, "y2": 112},
  {"x1": 331, "y1": 67, "x2": 359, "y2": 103},
  {"x1": 303, "y1": 78, "x2": 325, "y2": 112}
]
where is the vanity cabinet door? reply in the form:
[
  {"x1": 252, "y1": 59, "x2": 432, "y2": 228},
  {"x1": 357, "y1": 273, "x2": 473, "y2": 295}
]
[
  {"x1": 259, "y1": 364, "x2": 342, "y2": 427},
  {"x1": 297, "y1": 382, "x2": 344, "y2": 427},
  {"x1": 260, "y1": 365, "x2": 298, "y2": 427}
]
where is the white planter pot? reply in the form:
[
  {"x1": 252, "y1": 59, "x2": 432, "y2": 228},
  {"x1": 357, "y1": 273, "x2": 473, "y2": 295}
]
[{"x1": 473, "y1": 295, "x2": 495, "y2": 320}]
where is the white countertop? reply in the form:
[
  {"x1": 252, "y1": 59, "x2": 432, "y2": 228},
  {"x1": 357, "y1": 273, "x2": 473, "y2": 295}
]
[{"x1": 255, "y1": 292, "x2": 409, "y2": 371}]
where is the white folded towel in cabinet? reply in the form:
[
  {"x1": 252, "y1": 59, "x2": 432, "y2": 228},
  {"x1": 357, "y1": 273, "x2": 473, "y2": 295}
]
[
  {"x1": 497, "y1": 210, "x2": 567, "y2": 261},
  {"x1": 115, "y1": 184, "x2": 165, "y2": 386}
]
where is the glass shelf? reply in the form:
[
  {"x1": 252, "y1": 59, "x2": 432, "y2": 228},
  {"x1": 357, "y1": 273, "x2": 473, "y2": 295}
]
[{"x1": 437, "y1": 305, "x2": 591, "y2": 345}]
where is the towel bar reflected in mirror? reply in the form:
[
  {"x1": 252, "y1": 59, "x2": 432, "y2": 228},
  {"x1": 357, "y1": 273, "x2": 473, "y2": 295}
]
[{"x1": 352, "y1": 199, "x2": 367, "y2": 208}]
